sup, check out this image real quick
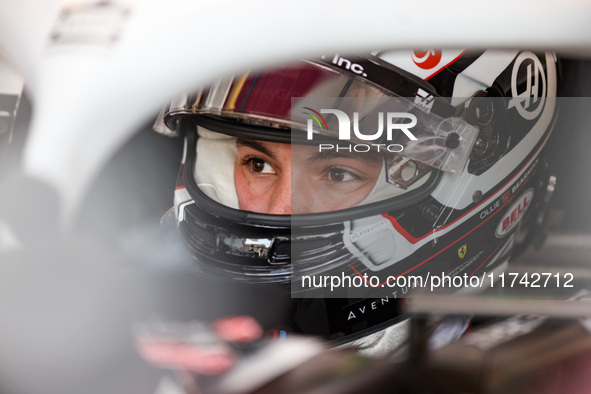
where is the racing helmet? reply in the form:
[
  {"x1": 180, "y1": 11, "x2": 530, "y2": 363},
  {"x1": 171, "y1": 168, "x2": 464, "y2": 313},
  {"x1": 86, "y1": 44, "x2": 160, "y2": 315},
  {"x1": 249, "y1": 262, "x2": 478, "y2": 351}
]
[{"x1": 155, "y1": 50, "x2": 558, "y2": 343}]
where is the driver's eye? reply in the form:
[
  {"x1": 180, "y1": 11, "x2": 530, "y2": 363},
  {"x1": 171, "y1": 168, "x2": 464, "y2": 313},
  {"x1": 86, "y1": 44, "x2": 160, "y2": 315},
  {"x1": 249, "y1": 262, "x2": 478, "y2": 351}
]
[
  {"x1": 247, "y1": 157, "x2": 275, "y2": 174},
  {"x1": 328, "y1": 168, "x2": 357, "y2": 182},
  {"x1": 251, "y1": 158, "x2": 265, "y2": 172}
]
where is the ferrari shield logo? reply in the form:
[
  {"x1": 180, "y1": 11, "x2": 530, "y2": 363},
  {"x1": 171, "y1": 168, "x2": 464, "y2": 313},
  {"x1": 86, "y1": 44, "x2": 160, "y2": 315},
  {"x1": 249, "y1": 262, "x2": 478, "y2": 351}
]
[{"x1": 458, "y1": 244, "x2": 467, "y2": 259}]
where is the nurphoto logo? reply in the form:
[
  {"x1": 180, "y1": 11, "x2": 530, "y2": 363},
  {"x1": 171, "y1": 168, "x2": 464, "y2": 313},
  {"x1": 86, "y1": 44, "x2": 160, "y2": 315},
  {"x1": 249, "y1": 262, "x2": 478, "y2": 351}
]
[{"x1": 303, "y1": 108, "x2": 418, "y2": 153}]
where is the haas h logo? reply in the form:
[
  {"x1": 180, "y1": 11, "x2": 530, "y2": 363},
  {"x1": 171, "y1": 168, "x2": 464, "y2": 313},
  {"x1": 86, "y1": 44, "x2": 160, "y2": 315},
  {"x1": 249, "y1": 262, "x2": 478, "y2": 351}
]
[
  {"x1": 412, "y1": 49, "x2": 442, "y2": 70},
  {"x1": 508, "y1": 52, "x2": 547, "y2": 120}
]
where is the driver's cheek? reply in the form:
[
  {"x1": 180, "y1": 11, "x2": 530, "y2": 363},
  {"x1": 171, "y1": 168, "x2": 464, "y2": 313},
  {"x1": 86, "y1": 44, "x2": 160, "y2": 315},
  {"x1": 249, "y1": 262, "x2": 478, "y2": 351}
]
[
  {"x1": 265, "y1": 173, "x2": 291, "y2": 215},
  {"x1": 292, "y1": 178, "x2": 373, "y2": 214},
  {"x1": 236, "y1": 170, "x2": 291, "y2": 214},
  {"x1": 291, "y1": 175, "x2": 331, "y2": 214}
]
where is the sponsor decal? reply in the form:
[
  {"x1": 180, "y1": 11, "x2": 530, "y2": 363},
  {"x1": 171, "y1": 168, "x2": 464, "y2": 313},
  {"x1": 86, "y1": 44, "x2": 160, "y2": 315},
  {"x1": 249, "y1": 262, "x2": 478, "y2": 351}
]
[
  {"x1": 343, "y1": 297, "x2": 393, "y2": 323},
  {"x1": 449, "y1": 250, "x2": 484, "y2": 277},
  {"x1": 481, "y1": 157, "x2": 538, "y2": 221},
  {"x1": 511, "y1": 157, "x2": 539, "y2": 194},
  {"x1": 325, "y1": 54, "x2": 368, "y2": 77},
  {"x1": 480, "y1": 198, "x2": 501, "y2": 220},
  {"x1": 349, "y1": 219, "x2": 389, "y2": 243},
  {"x1": 378, "y1": 49, "x2": 465, "y2": 81},
  {"x1": 508, "y1": 52, "x2": 547, "y2": 120},
  {"x1": 501, "y1": 189, "x2": 512, "y2": 204},
  {"x1": 496, "y1": 189, "x2": 534, "y2": 238},
  {"x1": 414, "y1": 88, "x2": 435, "y2": 114},
  {"x1": 412, "y1": 49, "x2": 442, "y2": 70},
  {"x1": 458, "y1": 244, "x2": 468, "y2": 259}
]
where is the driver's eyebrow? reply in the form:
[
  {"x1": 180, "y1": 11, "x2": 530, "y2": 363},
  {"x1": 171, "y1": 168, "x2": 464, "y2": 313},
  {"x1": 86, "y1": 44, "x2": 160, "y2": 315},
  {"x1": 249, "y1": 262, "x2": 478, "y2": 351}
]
[{"x1": 236, "y1": 138, "x2": 276, "y2": 159}]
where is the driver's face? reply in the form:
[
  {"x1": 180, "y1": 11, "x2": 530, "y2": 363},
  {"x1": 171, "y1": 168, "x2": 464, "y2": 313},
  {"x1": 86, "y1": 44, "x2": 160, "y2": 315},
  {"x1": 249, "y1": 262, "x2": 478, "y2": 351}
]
[{"x1": 234, "y1": 139, "x2": 383, "y2": 214}]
